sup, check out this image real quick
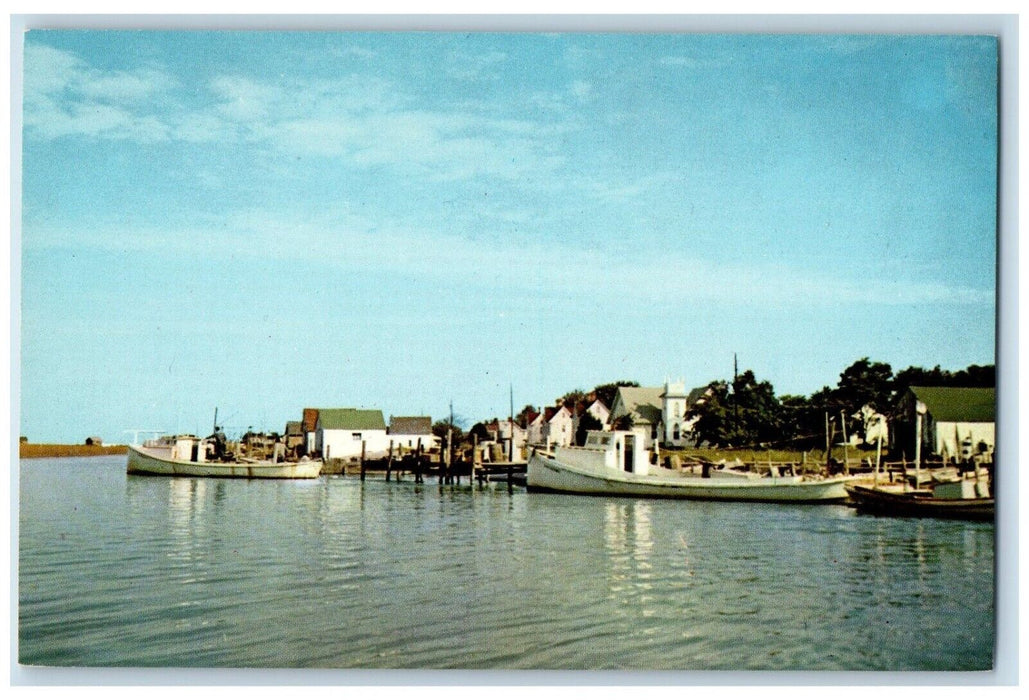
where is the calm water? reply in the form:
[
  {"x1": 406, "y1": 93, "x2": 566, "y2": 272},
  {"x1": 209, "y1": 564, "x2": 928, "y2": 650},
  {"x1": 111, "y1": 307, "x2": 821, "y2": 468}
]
[{"x1": 19, "y1": 456, "x2": 994, "y2": 670}]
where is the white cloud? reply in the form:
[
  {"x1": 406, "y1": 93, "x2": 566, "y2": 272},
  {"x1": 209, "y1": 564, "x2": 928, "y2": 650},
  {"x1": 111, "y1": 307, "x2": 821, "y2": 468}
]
[
  {"x1": 22, "y1": 43, "x2": 570, "y2": 184},
  {"x1": 24, "y1": 209, "x2": 992, "y2": 314},
  {"x1": 23, "y1": 42, "x2": 178, "y2": 142},
  {"x1": 209, "y1": 75, "x2": 282, "y2": 122}
]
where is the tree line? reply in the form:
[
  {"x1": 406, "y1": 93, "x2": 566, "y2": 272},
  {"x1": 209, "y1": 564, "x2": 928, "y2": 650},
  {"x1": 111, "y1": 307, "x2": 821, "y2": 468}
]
[
  {"x1": 441, "y1": 360, "x2": 993, "y2": 452},
  {"x1": 687, "y1": 358, "x2": 994, "y2": 450}
]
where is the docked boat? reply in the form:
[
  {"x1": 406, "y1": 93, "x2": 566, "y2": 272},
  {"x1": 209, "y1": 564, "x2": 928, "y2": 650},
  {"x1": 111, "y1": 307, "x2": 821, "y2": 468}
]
[
  {"x1": 127, "y1": 434, "x2": 322, "y2": 479},
  {"x1": 845, "y1": 478, "x2": 993, "y2": 521},
  {"x1": 844, "y1": 397, "x2": 995, "y2": 521},
  {"x1": 527, "y1": 430, "x2": 857, "y2": 502}
]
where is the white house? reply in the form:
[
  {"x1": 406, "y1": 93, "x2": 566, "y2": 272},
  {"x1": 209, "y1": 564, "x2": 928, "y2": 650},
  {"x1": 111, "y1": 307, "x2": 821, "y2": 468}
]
[
  {"x1": 525, "y1": 410, "x2": 545, "y2": 445},
  {"x1": 542, "y1": 404, "x2": 574, "y2": 448},
  {"x1": 387, "y1": 416, "x2": 437, "y2": 452},
  {"x1": 486, "y1": 418, "x2": 528, "y2": 460},
  {"x1": 316, "y1": 408, "x2": 389, "y2": 460}
]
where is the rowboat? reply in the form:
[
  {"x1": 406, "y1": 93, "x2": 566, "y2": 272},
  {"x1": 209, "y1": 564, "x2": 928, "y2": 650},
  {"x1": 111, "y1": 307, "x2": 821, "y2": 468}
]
[
  {"x1": 845, "y1": 480, "x2": 994, "y2": 521},
  {"x1": 127, "y1": 435, "x2": 322, "y2": 479},
  {"x1": 527, "y1": 430, "x2": 857, "y2": 502}
]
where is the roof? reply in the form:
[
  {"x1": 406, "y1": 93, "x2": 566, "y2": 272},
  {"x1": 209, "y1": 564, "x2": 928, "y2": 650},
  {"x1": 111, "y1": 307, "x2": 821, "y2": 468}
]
[
  {"x1": 544, "y1": 405, "x2": 571, "y2": 422},
  {"x1": 285, "y1": 421, "x2": 302, "y2": 436},
  {"x1": 389, "y1": 416, "x2": 432, "y2": 435},
  {"x1": 318, "y1": 408, "x2": 387, "y2": 431},
  {"x1": 686, "y1": 386, "x2": 709, "y2": 405},
  {"x1": 302, "y1": 408, "x2": 319, "y2": 433},
  {"x1": 612, "y1": 386, "x2": 664, "y2": 425},
  {"x1": 908, "y1": 386, "x2": 995, "y2": 423}
]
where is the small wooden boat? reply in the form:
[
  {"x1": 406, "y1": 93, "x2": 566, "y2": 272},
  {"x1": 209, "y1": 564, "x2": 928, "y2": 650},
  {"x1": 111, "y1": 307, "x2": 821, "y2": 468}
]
[
  {"x1": 845, "y1": 480, "x2": 994, "y2": 521},
  {"x1": 127, "y1": 435, "x2": 322, "y2": 479},
  {"x1": 527, "y1": 430, "x2": 857, "y2": 502}
]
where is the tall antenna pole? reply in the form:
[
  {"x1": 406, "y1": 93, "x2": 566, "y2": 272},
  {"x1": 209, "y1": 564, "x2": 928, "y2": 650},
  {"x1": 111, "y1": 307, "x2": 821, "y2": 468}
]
[
  {"x1": 509, "y1": 384, "x2": 514, "y2": 462},
  {"x1": 733, "y1": 353, "x2": 739, "y2": 437}
]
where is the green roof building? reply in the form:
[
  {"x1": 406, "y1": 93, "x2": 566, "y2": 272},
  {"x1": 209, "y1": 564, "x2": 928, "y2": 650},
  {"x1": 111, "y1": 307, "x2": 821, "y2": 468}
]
[
  {"x1": 895, "y1": 386, "x2": 995, "y2": 462},
  {"x1": 314, "y1": 408, "x2": 388, "y2": 461}
]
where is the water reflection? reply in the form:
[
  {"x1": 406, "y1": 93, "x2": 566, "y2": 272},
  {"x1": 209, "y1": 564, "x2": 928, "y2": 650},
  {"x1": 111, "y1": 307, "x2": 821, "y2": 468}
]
[
  {"x1": 22, "y1": 459, "x2": 994, "y2": 670},
  {"x1": 603, "y1": 501, "x2": 655, "y2": 618}
]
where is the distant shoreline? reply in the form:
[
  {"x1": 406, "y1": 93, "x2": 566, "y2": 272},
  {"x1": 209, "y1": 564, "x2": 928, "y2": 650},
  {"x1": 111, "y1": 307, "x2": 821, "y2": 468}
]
[{"x1": 19, "y1": 444, "x2": 128, "y2": 459}]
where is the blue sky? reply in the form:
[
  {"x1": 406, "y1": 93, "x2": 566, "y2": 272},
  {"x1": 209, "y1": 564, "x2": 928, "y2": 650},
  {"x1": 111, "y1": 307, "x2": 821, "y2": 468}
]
[{"x1": 17, "y1": 30, "x2": 997, "y2": 442}]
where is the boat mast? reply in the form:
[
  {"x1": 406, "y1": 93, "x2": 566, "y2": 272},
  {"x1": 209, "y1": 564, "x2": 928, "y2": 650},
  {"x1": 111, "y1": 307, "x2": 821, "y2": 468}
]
[{"x1": 914, "y1": 400, "x2": 926, "y2": 491}]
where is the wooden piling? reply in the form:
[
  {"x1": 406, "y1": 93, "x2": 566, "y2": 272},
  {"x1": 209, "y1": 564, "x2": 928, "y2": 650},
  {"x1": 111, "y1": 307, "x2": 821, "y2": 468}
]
[
  {"x1": 360, "y1": 440, "x2": 367, "y2": 481},
  {"x1": 840, "y1": 410, "x2": 850, "y2": 475},
  {"x1": 386, "y1": 440, "x2": 394, "y2": 482}
]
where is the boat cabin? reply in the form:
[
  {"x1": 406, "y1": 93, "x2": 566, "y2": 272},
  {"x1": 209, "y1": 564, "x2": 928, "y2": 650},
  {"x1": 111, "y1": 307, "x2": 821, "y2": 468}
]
[
  {"x1": 553, "y1": 429, "x2": 653, "y2": 476},
  {"x1": 143, "y1": 435, "x2": 213, "y2": 462}
]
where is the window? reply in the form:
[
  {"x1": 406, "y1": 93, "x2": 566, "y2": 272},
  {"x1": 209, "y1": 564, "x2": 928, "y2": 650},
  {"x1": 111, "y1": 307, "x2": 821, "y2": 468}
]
[
  {"x1": 673, "y1": 424, "x2": 681, "y2": 441},
  {"x1": 352, "y1": 432, "x2": 362, "y2": 441}
]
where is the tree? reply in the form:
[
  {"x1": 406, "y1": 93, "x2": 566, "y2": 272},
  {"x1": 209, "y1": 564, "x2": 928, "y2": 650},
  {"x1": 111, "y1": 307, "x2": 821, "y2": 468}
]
[
  {"x1": 893, "y1": 363, "x2": 995, "y2": 398},
  {"x1": 834, "y1": 358, "x2": 894, "y2": 413},
  {"x1": 574, "y1": 412, "x2": 602, "y2": 446},
  {"x1": 515, "y1": 404, "x2": 537, "y2": 427},
  {"x1": 558, "y1": 389, "x2": 589, "y2": 411},
  {"x1": 591, "y1": 381, "x2": 639, "y2": 409},
  {"x1": 611, "y1": 412, "x2": 635, "y2": 431},
  {"x1": 686, "y1": 370, "x2": 783, "y2": 447},
  {"x1": 432, "y1": 418, "x2": 465, "y2": 446},
  {"x1": 779, "y1": 393, "x2": 824, "y2": 449}
]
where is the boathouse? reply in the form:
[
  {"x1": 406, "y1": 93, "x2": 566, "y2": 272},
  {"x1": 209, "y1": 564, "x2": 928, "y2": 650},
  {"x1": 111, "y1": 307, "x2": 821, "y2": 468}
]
[
  {"x1": 387, "y1": 416, "x2": 436, "y2": 452},
  {"x1": 301, "y1": 407, "x2": 319, "y2": 455},
  {"x1": 284, "y1": 421, "x2": 304, "y2": 456},
  {"x1": 893, "y1": 386, "x2": 995, "y2": 463},
  {"x1": 316, "y1": 408, "x2": 389, "y2": 460}
]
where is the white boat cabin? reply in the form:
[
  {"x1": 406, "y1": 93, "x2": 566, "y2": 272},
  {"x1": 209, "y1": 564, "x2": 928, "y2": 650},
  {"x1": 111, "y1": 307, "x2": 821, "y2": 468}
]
[
  {"x1": 552, "y1": 429, "x2": 653, "y2": 476},
  {"x1": 143, "y1": 435, "x2": 212, "y2": 462}
]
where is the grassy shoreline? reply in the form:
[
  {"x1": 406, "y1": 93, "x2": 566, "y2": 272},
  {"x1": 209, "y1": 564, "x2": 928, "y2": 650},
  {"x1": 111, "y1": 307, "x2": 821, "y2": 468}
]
[{"x1": 19, "y1": 443, "x2": 128, "y2": 459}]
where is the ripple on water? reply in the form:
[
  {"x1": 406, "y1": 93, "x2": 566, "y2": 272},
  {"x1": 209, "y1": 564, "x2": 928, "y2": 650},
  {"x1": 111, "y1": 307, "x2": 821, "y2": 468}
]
[{"x1": 18, "y1": 458, "x2": 995, "y2": 670}]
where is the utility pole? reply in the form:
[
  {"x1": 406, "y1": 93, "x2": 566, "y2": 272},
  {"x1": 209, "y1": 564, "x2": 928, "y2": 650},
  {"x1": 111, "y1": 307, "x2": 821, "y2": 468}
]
[{"x1": 732, "y1": 353, "x2": 739, "y2": 438}]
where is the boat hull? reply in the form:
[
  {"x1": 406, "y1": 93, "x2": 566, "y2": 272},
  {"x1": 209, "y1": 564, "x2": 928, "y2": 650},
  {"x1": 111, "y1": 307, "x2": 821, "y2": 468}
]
[
  {"x1": 845, "y1": 484, "x2": 994, "y2": 521},
  {"x1": 527, "y1": 452, "x2": 853, "y2": 502},
  {"x1": 127, "y1": 445, "x2": 322, "y2": 479}
]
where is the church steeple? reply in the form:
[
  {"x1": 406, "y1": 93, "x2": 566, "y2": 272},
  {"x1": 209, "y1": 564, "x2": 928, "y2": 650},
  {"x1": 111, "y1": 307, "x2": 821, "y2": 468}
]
[{"x1": 661, "y1": 377, "x2": 687, "y2": 446}]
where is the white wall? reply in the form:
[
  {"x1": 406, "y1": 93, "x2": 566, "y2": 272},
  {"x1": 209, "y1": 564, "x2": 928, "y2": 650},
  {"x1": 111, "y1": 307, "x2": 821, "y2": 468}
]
[
  {"x1": 545, "y1": 409, "x2": 574, "y2": 447},
  {"x1": 385, "y1": 434, "x2": 436, "y2": 452},
  {"x1": 933, "y1": 421, "x2": 995, "y2": 461},
  {"x1": 320, "y1": 429, "x2": 389, "y2": 460}
]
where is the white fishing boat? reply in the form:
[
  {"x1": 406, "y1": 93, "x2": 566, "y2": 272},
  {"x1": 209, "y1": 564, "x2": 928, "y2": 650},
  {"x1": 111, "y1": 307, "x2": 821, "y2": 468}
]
[
  {"x1": 527, "y1": 430, "x2": 856, "y2": 502},
  {"x1": 127, "y1": 435, "x2": 322, "y2": 479}
]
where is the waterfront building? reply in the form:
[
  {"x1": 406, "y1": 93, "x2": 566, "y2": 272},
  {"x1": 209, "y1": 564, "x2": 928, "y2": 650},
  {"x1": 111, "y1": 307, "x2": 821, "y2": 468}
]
[
  {"x1": 316, "y1": 408, "x2": 389, "y2": 460},
  {"x1": 387, "y1": 416, "x2": 436, "y2": 452},
  {"x1": 893, "y1": 386, "x2": 996, "y2": 463},
  {"x1": 301, "y1": 407, "x2": 319, "y2": 455}
]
